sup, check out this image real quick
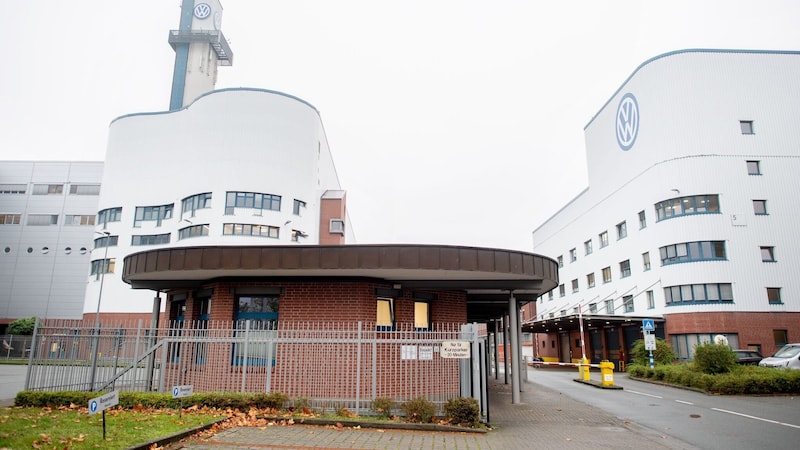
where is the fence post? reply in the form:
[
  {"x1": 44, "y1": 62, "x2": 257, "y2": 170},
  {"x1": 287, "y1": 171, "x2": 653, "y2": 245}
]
[
  {"x1": 24, "y1": 318, "x2": 40, "y2": 390},
  {"x1": 241, "y1": 320, "x2": 250, "y2": 393},
  {"x1": 356, "y1": 321, "x2": 362, "y2": 415}
]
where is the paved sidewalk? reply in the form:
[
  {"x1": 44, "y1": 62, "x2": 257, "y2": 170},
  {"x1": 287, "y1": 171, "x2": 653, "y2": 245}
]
[{"x1": 177, "y1": 374, "x2": 696, "y2": 449}]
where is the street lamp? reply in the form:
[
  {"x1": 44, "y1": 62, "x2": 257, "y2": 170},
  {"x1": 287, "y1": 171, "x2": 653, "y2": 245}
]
[{"x1": 88, "y1": 231, "x2": 111, "y2": 391}]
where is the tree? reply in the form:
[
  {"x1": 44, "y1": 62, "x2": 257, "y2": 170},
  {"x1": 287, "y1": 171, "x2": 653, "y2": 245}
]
[{"x1": 7, "y1": 317, "x2": 36, "y2": 335}]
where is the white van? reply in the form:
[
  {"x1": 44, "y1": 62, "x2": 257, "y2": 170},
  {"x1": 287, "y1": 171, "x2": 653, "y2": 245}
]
[{"x1": 758, "y1": 343, "x2": 800, "y2": 369}]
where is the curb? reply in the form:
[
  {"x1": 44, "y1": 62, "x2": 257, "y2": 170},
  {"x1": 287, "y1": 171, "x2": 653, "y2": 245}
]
[
  {"x1": 125, "y1": 417, "x2": 229, "y2": 450},
  {"x1": 573, "y1": 378, "x2": 624, "y2": 390},
  {"x1": 259, "y1": 416, "x2": 489, "y2": 434}
]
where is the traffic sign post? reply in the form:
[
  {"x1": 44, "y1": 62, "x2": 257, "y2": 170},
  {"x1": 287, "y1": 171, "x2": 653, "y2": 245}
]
[
  {"x1": 173, "y1": 385, "x2": 193, "y2": 417},
  {"x1": 643, "y1": 320, "x2": 656, "y2": 369},
  {"x1": 88, "y1": 391, "x2": 119, "y2": 440}
]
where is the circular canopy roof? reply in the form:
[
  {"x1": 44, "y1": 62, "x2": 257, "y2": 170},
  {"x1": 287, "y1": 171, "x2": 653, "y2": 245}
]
[{"x1": 123, "y1": 244, "x2": 559, "y2": 322}]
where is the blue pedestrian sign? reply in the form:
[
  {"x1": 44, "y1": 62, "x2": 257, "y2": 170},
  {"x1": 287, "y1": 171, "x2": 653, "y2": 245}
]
[{"x1": 642, "y1": 319, "x2": 655, "y2": 332}]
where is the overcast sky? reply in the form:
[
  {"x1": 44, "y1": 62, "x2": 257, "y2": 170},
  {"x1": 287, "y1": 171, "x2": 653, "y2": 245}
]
[{"x1": 2, "y1": 1, "x2": 799, "y2": 252}]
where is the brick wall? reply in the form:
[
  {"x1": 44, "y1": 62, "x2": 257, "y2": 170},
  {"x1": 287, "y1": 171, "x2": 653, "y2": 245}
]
[{"x1": 666, "y1": 311, "x2": 800, "y2": 356}]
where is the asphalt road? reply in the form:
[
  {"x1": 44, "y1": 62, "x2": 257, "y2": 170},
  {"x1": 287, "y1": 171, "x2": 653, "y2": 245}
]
[
  {"x1": 527, "y1": 367, "x2": 800, "y2": 450},
  {"x1": 0, "y1": 363, "x2": 26, "y2": 405}
]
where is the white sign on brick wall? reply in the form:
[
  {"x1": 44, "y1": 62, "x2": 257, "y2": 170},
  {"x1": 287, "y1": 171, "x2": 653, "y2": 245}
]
[{"x1": 440, "y1": 341, "x2": 470, "y2": 359}]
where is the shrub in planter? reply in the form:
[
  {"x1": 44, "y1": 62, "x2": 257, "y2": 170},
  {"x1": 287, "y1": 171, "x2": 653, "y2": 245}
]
[
  {"x1": 400, "y1": 397, "x2": 436, "y2": 423},
  {"x1": 443, "y1": 397, "x2": 479, "y2": 427},
  {"x1": 693, "y1": 342, "x2": 737, "y2": 375}
]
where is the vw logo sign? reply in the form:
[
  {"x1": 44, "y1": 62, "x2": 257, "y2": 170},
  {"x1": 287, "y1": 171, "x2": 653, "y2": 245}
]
[
  {"x1": 615, "y1": 93, "x2": 639, "y2": 151},
  {"x1": 193, "y1": 3, "x2": 212, "y2": 19}
]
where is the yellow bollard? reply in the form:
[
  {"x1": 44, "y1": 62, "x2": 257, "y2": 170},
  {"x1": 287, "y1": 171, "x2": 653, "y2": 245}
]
[
  {"x1": 599, "y1": 360, "x2": 615, "y2": 386},
  {"x1": 580, "y1": 357, "x2": 591, "y2": 381}
]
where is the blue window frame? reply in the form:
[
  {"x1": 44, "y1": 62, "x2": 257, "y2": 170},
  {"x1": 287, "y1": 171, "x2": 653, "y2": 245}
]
[
  {"x1": 664, "y1": 283, "x2": 733, "y2": 305},
  {"x1": 655, "y1": 195, "x2": 720, "y2": 222},
  {"x1": 660, "y1": 241, "x2": 726, "y2": 265}
]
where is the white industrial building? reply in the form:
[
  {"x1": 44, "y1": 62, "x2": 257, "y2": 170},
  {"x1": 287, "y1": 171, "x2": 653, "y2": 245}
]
[
  {"x1": 527, "y1": 49, "x2": 800, "y2": 363},
  {"x1": 0, "y1": 161, "x2": 104, "y2": 325}
]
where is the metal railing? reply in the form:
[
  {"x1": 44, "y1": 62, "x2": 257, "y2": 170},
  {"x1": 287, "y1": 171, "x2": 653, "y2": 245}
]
[{"x1": 24, "y1": 319, "x2": 482, "y2": 415}]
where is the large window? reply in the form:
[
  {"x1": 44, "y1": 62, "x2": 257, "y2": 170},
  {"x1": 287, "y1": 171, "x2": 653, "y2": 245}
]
[
  {"x1": 69, "y1": 184, "x2": 101, "y2": 195},
  {"x1": 132, "y1": 233, "x2": 171, "y2": 246},
  {"x1": 27, "y1": 214, "x2": 58, "y2": 226},
  {"x1": 655, "y1": 194, "x2": 720, "y2": 221},
  {"x1": 0, "y1": 214, "x2": 21, "y2": 225},
  {"x1": 664, "y1": 283, "x2": 733, "y2": 305},
  {"x1": 414, "y1": 301, "x2": 430, "y2": 330},
  {"x1": 557, "y1": 255, "x2": 563, "y2": 268},
  {"x1": 234, "y1": 295, "x2": 279, "y2": 366},
  {"x1": 90, "y1": 258, "x2": 115, "y2": 279},
  {"x1": 569, "y1": 248, "x2": 577, "y2": 262},
  {"x1": 134, "y1": 204, "x2": 173, "y2": 227},
  {"x1": 571, "y1": 279, "x2": 579, "y2": 293},
  {"x1": 179, "y1": 224, "x2": 209, "y2": 239},
  {"x1": 97, "y1": 207, "x2": 122, "y2": 227},
  {"x1": 660, "y1": 241, "x2": 726, "y2": 265},
  {"x1": 558, "y1": 284, "x2": 565, "y2": 297},
  {"x1": 605, "y1": 299, "x2": 615, "y2": 315},
  {"x1": 642, "y1": 252, "x2": 651, "y2": 271},
  {"x1": 584, "y1": 239, "x2": 593, "y2": 255},
  {"x1": 182, "y1": 193, "x2": 212, "y2": 217},
  {"x1": 64, "y1": 214, "x2": 95, "y2": 226},
  {"x1": 223, "y1": 223, "x2": 279, "y2": 238},
  {"x1": 32, "y1": 184, "x2": 63, "y2": 195},
  {"x1": 586, "y1": 272, "x2": 595, "y2": 288},
  {"x1": 93, "y1": 234, "x2": 118, "y2": 249},
  {"x1": 377, "y1": 297, "x2": 394, "y2": 330},
  {"x1": 225, "y1": 191, "x2": 281, "y2": 215},
  {"x1": 646, "y1": 290, "x2": 655, "y2": 309},
  {"x1": 638, "y1": 210, "x2": 647, "y2": 229}
]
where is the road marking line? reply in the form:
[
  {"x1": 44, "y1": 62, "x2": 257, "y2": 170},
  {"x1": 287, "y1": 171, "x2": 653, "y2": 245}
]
[
  {"x1": 626, "y1": 390, "x2": 662, "y2": 399},
  {"x1": 712, "y1": 408, "x2": 800, "y2": 429},
  {"x1": 675, "y1": 400, "x2": 694, "y2": 405}
]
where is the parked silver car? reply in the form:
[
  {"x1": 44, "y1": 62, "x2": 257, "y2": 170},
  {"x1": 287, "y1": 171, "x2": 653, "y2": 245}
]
[{"x1": 758, "y1": 343, "x2": 800, "y2": 369}]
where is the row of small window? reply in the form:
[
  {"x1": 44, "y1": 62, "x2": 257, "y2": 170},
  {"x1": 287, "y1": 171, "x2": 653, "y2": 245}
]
[
  {"x1": 554, "y1": 241, "x2": 778, "y2": 296},
  {"x1": 96, "y1": 222, "x2": 311, "y2": 246},
  {"x1": 2, "y1": 246, "x2": 91, "y2": 255},
  {"x1": 557, "y1": 189, "x2": 771, "y2": 267},
  {"x1": 541, "y1": 283, "x2": 783, "y2": 320},
  {"x1": 0, "y1": 183, "x2": 100, "y2": 195},
  {"x1": 0, "y1": 214, "x2": 96, "y2": 226},
  {"x1": 96, "y1": 192, "x2": 308, "y2": 228}
]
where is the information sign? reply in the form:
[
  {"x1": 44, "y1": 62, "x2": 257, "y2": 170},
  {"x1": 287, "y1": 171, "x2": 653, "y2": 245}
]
[{"x1": 440, "y1": 341, "x2": 471, "y2": 359}]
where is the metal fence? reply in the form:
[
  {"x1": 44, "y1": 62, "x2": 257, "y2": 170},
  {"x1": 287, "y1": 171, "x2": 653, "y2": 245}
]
[
  {"x1": 24, "y1": 319, "x2": 484, "y2": 415},
  {"x1": 2, "y1": 334, "x2": 33, "y2": 359}
]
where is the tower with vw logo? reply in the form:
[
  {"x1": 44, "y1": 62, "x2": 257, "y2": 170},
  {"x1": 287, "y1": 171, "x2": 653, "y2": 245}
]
[
  {"x1": 168, "y1": 0, "x2": 232, "y2": 111},
  {"x1": 530, "y1": 49, "x2": 800, "y2": 363}
]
